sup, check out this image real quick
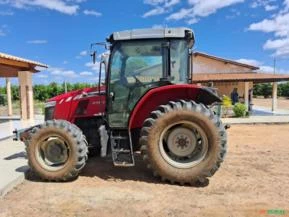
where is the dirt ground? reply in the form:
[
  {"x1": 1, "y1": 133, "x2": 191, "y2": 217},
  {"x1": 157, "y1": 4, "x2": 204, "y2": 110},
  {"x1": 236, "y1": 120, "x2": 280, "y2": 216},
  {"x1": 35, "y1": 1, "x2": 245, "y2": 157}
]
[
  {"x1": 0, "y1": 125, "x2": 289, "y2": 217},
  {"x1": 253, "y1": 97, "x2": 289, "y2": 110}
]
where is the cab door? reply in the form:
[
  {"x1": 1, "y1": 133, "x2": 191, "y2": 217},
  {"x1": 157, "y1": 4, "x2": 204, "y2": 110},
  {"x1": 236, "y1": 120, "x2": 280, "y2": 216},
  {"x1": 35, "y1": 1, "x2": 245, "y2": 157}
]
[{"x1": 107, "y1": 41, "x2": 163, "y2": 128}]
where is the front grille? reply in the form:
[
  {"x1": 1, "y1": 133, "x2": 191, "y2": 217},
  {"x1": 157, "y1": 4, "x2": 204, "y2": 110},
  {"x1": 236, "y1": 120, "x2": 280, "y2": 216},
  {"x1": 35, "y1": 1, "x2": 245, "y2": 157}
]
[{"x1": 45, "y1": 106, "x2": 55, "y2": 121}]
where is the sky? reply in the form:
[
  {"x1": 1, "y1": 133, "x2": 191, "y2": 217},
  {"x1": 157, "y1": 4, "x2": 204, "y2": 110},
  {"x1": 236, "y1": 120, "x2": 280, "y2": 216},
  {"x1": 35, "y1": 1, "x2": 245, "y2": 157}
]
[{"x1": 0, "y1": 0, "x2": 289, "y2": 85}]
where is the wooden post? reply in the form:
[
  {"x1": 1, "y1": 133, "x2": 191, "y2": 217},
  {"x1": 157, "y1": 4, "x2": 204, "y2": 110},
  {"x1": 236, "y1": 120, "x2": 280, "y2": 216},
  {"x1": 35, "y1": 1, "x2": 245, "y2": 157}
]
[
  {"x1": 272, "y1": 82, "x2": 278, "y2": 112},
  {"x1": 18, "y1": 71, "x2": 34, "y2": 120},
  {"x1": 6, "y1": 78, "x2": 13, "y2": 116},
  {"x1": 244, "y1": 82, "x2": 249, "y2": 110}
]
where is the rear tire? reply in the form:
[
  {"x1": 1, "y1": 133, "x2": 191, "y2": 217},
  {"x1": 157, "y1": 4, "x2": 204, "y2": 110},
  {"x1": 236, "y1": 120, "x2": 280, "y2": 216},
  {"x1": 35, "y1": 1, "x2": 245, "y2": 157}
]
[
  {"x1": 140, "y1": 100, "x2": 227, "y2": 185},
  {"x1": 26, "y1": 120, "x2": 88, "y2": 181}
]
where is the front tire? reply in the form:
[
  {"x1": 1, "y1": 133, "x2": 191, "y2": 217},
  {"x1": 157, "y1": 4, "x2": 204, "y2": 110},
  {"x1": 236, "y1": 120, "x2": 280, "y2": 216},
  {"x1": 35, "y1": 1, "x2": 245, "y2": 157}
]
[
  {"x1": 140, "y1": 100, "x2": 227, "y2": 185},
  {"x1": 26, "y1": 120, "x2": 88, "y2": 181}
]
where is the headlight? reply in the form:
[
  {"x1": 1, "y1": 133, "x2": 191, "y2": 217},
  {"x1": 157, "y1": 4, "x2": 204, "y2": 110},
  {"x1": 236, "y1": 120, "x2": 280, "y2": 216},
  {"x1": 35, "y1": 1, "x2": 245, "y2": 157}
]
[
  {"x1": 44, "y1": 101, "x2": 56, "y2": 121},
  {"x1": 45, "y1": 101, "x2": 56, "y2": 108}
]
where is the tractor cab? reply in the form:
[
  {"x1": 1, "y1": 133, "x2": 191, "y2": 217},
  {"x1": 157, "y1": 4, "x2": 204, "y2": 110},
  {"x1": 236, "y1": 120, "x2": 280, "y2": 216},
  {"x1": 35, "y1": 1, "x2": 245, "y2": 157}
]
[{"x1": 105, "y1": 28, "x2": 195, "y2": 128}]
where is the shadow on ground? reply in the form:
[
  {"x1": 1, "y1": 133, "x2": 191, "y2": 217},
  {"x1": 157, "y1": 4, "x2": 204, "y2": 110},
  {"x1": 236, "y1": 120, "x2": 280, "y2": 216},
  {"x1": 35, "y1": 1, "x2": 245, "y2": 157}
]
[
  {"x1": 25, "y1": 153, "x2": 209, "y2": 187},
  {"x1": 4, "y1": 151, "x2": 27, "y2": 160}
]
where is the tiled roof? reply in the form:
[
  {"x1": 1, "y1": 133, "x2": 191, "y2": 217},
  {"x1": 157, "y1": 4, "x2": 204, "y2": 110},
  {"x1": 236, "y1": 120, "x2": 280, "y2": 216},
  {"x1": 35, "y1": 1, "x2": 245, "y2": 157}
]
[
  {"x1": 0, "y1": 52, "x2": 48, "y2": 68},
  {"x1": 193, "y1": 73, "x2": 289, "y2": 83}
]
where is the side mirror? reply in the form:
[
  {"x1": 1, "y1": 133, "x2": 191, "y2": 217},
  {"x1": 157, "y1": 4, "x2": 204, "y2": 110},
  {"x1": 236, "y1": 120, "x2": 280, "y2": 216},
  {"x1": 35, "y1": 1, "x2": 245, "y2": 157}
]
[{"x1": 91, "y1": 51, "x2": 97, "y2": 64}]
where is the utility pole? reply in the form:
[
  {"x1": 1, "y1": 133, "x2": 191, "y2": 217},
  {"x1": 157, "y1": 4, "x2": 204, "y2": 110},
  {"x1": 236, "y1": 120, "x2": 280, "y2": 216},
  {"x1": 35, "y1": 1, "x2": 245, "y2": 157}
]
[
  {"x1": 273, "y1": 57, "x2": 276, "y2": 74},
  {"x1": 64, "y1": 80, "x2": 67, "y2": 93}
]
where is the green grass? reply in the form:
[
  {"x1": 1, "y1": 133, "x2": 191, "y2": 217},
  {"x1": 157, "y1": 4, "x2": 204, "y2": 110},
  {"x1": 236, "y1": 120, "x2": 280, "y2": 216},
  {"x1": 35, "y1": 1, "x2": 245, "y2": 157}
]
[{"x1": 0, "y1": 100, "x2": 45, "y2": 116}]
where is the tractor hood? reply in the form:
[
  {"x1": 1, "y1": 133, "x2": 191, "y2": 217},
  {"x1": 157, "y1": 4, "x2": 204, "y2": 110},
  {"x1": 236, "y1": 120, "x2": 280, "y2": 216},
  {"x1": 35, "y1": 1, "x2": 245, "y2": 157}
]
[{"x1": 46, "y1": 86, "x2": 105, "y2": 103}]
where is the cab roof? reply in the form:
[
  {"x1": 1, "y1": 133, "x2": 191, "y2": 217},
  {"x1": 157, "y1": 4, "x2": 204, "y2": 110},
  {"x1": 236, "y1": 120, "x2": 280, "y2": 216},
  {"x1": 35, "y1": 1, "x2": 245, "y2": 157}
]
[{"x1": 108, "y1": 27, "x2": 195, "y2": 43}]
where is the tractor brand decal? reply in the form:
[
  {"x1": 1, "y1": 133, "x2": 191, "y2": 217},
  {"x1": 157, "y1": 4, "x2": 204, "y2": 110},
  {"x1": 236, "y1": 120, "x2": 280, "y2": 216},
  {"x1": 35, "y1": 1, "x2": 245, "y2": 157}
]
[
  {"x1": 72, "y1": 91, "x2": 105, "y2": 101},
  {"x1": 73, "y1": 94, "x2": 82, "y2": 101},
  {"x1": 65, "y1": 96, "x2": 72, "y2": 102}
]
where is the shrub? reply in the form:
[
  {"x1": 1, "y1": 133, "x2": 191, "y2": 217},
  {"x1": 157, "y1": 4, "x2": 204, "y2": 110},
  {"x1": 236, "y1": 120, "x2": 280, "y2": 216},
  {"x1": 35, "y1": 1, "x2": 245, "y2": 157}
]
[
  {"x1": 233, "y1": 103, "x2": 247, "y2": 117},
  {"x1": 221, "y1": 95, "x2": 232, "y2": 117},
  {"x1": 0, "y1": 94, "x2": 7, "y2": 106},
  {"x1": 222, "y1": 95, "x2": 232, "y2": 107}
]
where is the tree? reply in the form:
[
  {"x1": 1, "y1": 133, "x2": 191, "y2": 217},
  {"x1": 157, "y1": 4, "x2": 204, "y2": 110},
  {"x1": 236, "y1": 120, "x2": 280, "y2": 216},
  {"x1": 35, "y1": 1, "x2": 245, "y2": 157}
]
[{"x1": 253, "y1": 83, "x2": 272, "y2": 98}]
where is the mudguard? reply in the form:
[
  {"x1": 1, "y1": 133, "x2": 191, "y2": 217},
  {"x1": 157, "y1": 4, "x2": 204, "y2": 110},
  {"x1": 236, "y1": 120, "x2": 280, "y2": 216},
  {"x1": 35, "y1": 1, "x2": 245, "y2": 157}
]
[{"x1": 128, "y1": 84, "x2": 221, "y2": 129}]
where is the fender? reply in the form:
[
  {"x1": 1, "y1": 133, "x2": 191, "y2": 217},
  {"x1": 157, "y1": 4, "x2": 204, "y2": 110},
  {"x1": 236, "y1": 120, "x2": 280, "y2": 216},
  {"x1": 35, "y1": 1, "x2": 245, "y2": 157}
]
[{"x1": 128, "y1": 84, "x2": 221, "y2": 129}]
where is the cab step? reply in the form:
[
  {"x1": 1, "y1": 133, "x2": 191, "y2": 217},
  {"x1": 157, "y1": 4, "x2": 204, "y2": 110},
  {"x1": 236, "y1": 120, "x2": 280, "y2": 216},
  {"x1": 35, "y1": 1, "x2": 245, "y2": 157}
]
[{"x1": 110, "y1": 129, "x2": 134, "y2": 166}]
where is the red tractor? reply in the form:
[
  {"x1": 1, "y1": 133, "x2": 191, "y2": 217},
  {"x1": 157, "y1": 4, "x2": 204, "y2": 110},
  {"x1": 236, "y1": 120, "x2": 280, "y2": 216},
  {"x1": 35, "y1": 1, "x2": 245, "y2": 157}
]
[{"x1": 15, "y1": 28, "x2": 227, "y2": 185}]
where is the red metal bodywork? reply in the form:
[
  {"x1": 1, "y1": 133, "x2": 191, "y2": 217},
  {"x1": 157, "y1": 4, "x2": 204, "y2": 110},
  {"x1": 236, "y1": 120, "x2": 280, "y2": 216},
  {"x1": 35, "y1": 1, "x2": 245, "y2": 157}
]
[
  {"x1": 47, "y1": 84, "x2": 215, "y2": 130},
  {"x1": 48, "y1": 86, "x2": 106, "y2": 123},
  {"x1": 128, "y1": 84, "x2": 201, "y2": 129}
]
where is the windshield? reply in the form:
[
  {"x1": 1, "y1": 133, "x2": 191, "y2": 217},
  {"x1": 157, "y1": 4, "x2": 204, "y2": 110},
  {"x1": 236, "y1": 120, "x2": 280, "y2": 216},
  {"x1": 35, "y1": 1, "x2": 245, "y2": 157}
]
[
  {"x1": 110, "y1": 40, "x2": 163, "y2": 84},
  {"x1": 110, "y1": 39, "x2": 189, "y2": 84}
]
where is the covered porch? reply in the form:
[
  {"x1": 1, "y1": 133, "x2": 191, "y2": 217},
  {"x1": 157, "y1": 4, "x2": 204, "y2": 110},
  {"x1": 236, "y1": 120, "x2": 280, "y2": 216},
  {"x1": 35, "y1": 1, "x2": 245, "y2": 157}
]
[
  {"x1": 0, "y1": 52, "x2": 47, "y2": 120},
  {"x1": 193, "y1": 72, "x2": 289, "y2": 113}
]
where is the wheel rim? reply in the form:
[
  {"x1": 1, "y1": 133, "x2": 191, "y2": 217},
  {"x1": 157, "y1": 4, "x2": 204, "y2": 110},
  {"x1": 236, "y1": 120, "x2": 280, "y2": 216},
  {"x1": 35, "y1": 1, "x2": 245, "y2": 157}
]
[
  {"x1": 159, "y1": 121, "x2": 209, "y2": 169},
  {"x1": 35, "y1": 135, "x2": 70, "y2": 171}
]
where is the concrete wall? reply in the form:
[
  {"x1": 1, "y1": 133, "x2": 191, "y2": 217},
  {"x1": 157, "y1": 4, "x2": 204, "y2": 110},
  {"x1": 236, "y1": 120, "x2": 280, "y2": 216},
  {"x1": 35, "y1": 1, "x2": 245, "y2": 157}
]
[
  {"x1": 193, "y1": 55, "x2": 251, "y2": 74},
  {"x1": 213, "y1": 82, "x2": 253, "y2": 97},
  {"x1": 203, "y1": 81, "x2": 253, "y2": 100}
]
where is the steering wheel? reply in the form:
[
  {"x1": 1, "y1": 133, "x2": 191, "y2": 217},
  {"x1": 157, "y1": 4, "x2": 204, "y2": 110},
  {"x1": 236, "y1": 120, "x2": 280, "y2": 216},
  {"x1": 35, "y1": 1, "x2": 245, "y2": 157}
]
[{"x1": 132, "y1": 75, "x2": 145, "y2": 87}]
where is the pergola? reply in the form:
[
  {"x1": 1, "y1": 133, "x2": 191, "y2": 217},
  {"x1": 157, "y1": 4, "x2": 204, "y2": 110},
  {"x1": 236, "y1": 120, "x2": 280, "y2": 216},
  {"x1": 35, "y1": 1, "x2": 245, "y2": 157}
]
[
  {"x1": 0, "y1": 52, "x2": 48, "y2": 120},
  {"x1": 193, "y1": 72, "x2": 289, "y2": 112}
]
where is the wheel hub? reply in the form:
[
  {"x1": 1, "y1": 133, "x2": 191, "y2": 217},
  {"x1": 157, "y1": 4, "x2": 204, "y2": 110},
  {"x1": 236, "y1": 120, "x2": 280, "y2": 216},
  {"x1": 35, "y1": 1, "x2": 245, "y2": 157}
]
[
  {"x1": 167, "y1": 127, "x2": 197, "y2": 157},
  {"x1": 159, "y1": 121, "x2": 209, "y2": 169},
  {"x1": 41, "y1": 138, "x2": 68, "y2": 165}
]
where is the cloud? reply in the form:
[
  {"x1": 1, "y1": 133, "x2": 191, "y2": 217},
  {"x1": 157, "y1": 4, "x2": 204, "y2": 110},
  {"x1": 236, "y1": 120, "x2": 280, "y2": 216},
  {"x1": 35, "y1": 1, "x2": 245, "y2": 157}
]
[
  {"x1": 37, "y1": 74, "x2": 48, "y2": 78},
  {"x1": 27, "y1": 40, "x2": 48, "y2": 44},
  {"x1": 236, "y1": 58, "x2": 262, "y2": 66},
  {"x1": 83, "y1": 9, "x2": 102, "y2": 17},
  {"x1": 0, "y1": 29, "x2": 5, "y2": 36},
  {"x1": 166, "y1": 0, "x2": 244, "y2": 24},
  {"x1": 0, "y1": 0, "x2": 81, "y2": 15},
  {"x1": 0, "y1": 10, "x2": 14, "y2": 16},
  {"x1": 166, "y1": 8, "x2": 192, "y2": 20},
  {"x1": 85, "y1": 62, "x2": 100, "y2": 72},
  {"x1": 48, "y1": 67, "x2": 78, "y2": 78},
  {"x1": 80, "y1": 71, "x2": 93, "y2": 76},
  {"x1": 236, "y1": 57, "x2": 289, "y2": 74},
  {"x1": 250, "y1": 0, "x2": 278, "y2": 11},
  {"x1": 143, "y1": 7, "x2": 166, "y2": 18},
  {"x1": 76, "y1": 50, "x2": 88, "y2": 59},
  {"x1": 144, "y1": 0, "x2": 165, "y2": 6},
  {"x1": 144, "y1": 0, "x2": 179, "y2": 7},
  {"x1": 152, "y1": 24, "x2": 165, "y2": 29},
  {"x1": 79, "y1": 50, "x2": 88, "y2": 56},
  {"x1": 259, "y1": 65, "x2": 289, "y2": 74},
  {"x1": 265, "y1": 4, "x2": 278, "y2": 11},
  {"x1": 263, "y1": 38, "x2": 289, "y2": 57},
  {"x1": 0, "y1": 24, "x2": 8, "y2": 36},
  {"x1": 248, "y1": 0, "x2": 289, "y2": 58},
  {"x1": 259, "y1": 65, "x2": 274, "y2": 73},
  {"x1": 142, "y1": 0, "x2": 180, "y2": 18}
]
